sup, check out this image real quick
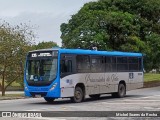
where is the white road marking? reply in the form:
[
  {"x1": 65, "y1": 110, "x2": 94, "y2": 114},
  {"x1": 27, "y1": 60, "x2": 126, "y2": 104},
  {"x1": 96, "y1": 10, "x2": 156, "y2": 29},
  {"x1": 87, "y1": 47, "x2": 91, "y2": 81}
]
[
  {"x1": 26, "y1": 109, "x2": 40, "y2": 111},
  {"x1": 101, "y1": 102, "x2": 159, "y2": 104},
  {"x1": 121, "y1": 95, "x2": 160, "y2": 101},
  {"x1": 122, "y1": 100, "x2": 160, "y2": 102},
  {"x1": 134, "y1": 94, "x2": 160, "y2": 98}
]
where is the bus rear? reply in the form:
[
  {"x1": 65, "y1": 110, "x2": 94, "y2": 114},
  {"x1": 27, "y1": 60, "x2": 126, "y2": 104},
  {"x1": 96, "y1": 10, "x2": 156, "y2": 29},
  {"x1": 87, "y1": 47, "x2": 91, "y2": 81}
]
[{"x1": 24, "y1": 49, "x2": 60, "y2": 102}]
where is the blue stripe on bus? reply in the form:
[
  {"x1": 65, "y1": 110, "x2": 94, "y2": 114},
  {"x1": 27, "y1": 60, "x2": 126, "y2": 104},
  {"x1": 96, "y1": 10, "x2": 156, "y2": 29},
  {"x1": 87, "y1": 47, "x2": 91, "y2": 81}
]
[{"x1": 58, "y1": 49, "x2": 142, "y2": 57}]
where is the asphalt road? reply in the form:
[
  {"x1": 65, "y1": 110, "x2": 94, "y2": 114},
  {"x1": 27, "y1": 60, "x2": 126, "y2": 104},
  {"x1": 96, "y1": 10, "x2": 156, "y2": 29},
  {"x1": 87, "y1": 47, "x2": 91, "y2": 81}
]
[{"x1": 0, "y1": 86, "x2": 160, "y2": 120}]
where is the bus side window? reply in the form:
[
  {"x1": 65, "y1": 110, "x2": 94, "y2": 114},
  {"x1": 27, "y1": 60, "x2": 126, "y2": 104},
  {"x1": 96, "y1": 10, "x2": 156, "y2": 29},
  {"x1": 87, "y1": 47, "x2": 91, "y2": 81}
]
[
  {"x1": 128, "y1": 57, "x2": 139, "y2": 71},
  {"x1": 106, "y1": 56, "x2": 112, "y2": 72},
  {"x1": 138, "y1": 58, "x2": 142, "y2": 71},
  {"x1": 61, "y1": 60, "x2": 67, "y2": 73},
  {"x1": 60, "y1": 60, "x2": 72, "y2": 73},
  {"x1": 91, "y1": 56, "x2": 105, "y2": 72},
  {"x1": 76, "y1": 55, "x2": 90, "y2": 73},
  {"x1": 112, "y1": 57, "x2": 117, "y2": 72},
  {"x1": 67, "y1": 60, "x2": 72, "y2": 72}
]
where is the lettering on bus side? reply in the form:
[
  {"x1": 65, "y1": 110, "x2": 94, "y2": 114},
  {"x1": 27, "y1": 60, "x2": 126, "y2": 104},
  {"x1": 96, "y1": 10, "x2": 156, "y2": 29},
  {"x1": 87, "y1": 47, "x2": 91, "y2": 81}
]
[
  {"x1": 111, "y1": 74, "x2": 119, "y2": 81},
  {"x1": 85, "y1": 74, "x2": 119, "y2": 83},
  {"x1": 85, "y1": 74, "x2": 105, "y2": 83}
]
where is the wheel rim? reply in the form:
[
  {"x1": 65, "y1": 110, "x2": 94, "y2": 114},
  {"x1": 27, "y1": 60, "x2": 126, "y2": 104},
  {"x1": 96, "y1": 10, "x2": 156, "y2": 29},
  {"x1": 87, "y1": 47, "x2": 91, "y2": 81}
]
[
  {"x1": 75, "y1": 90, "x2": 82, "y2": 101},
  {"x1": 119, "y1": 85, "x2": 125, "y2": 96}
]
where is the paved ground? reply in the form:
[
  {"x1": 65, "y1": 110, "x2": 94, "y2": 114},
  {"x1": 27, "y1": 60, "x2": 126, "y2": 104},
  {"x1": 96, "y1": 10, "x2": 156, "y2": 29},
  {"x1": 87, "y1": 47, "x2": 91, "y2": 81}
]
[{"x1": 0, "y1": 86, "x2": 160, "y2": 120}]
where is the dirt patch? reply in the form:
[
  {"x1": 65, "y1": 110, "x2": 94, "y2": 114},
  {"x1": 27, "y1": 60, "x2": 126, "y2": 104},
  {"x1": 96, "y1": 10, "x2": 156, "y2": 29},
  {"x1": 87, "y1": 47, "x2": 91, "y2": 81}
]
[{"x1": 144, "y1": 80, "x2": 160, "y2": 88}]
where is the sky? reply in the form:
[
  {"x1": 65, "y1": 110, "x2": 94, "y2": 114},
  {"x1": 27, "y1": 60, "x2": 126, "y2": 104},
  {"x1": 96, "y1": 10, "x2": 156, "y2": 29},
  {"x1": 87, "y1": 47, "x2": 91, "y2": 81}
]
[{"x1": 0, "y1": 0, "x2": 96, "y2": 46}]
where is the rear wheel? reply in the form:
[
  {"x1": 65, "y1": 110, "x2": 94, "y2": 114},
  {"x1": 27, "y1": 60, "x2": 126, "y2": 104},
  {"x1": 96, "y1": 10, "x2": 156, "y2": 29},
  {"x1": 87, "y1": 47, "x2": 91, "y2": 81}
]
[
  {"x1": 112, "y1": 83, "x2": 126, "y2": 98},
  {"x1": 44, "y1": 97, "x2": 55, "y2": 103},
  {"x1": 71, "y1": 87, "x2": 84, "y2": 103},
  {"x1": 89, "y1": 94, "x2": 100, "y2": 99}
]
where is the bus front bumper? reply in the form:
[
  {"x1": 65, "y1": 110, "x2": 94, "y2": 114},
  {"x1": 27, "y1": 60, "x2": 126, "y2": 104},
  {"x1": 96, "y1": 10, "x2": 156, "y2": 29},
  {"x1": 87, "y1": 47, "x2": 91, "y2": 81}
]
[{"x1": 24, "y1": 87, "x2": 60, "y2": 98}]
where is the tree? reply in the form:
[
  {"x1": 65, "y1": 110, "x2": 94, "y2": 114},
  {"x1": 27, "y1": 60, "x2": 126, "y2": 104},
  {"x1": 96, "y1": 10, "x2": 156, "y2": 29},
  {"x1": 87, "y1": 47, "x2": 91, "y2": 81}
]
[
  {"x1": 0, "y1": 21, "x2": 35, "y2": 96},
  {"x1": 60, "y1": 0, "x2": 160, "y2": 71},
  {"x1": 33, "y1": 41, "x2": 58, "y2": 50}
]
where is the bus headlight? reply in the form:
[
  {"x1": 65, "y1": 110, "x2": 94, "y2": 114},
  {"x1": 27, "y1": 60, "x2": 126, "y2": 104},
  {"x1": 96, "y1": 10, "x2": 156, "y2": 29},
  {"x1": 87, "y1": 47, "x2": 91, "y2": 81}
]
[
  {"x1": 50, "y1": 83, "x2": 57, "y2": 91},
  {"x1": 24, "y1": 83, "x2": 28, "y2": 91},
  {"x1": 25, "y1": 86, "x2": 28, "y2": 91}
]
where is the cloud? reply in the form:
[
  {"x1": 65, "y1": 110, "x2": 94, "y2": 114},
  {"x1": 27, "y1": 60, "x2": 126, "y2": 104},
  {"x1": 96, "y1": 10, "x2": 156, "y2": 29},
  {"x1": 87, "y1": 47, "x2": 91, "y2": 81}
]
[{"x1": 0, "y1": 0, "x2": 97, "y2": 46}]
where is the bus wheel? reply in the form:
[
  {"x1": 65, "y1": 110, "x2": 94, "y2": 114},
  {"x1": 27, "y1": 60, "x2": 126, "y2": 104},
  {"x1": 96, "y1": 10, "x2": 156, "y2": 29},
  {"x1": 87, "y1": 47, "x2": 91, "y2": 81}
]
[
  {"x1": 112, "y1": 83, "x2": 126, "y2": 98},
  {"x1": 44, "y1": 97, "x2": 55, "y2": 103},
  {"x1": 71, "y1": 87, "x2": 84, "y2": 103},
  {"x1": 89, "y1": 94, "x2": 100, "y2": 99}
]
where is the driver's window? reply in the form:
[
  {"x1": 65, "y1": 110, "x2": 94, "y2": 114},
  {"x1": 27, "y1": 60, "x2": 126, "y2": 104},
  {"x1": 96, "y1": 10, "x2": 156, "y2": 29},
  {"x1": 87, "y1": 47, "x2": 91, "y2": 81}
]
[{"x1": 61, "y1": 60, "x2": 72, "y2": 73}]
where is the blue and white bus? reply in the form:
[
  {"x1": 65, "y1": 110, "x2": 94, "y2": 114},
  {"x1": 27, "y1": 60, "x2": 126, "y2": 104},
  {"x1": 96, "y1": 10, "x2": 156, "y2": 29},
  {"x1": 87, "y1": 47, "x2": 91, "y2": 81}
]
[{"x1": 24, "y1": 48, "x2": 143, "y2": 103}]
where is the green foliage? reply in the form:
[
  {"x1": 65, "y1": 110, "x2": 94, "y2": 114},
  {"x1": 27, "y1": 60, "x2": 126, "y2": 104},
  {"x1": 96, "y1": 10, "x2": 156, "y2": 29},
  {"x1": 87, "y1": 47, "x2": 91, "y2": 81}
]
[
  {"x1": 145, "y1": 33, "x2": 160, "y2": 71},
  {"x1": 0, "y1": 21, "x2": 34, "y2": 96},
  {"x1": 60, "y1": 0, "x2": 160, "y2": 71},
  {"x1": 33, "y1": 41, "x2": 58, "y2": 50},
  {"x1": 0, "y1": 20, "x2": 59, "y2": 96}
]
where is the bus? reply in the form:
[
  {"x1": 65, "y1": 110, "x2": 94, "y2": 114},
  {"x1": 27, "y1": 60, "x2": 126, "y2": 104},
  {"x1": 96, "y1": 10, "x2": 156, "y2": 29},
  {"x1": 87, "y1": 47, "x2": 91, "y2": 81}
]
[{"x1": 24, "y1": 48, "x2": 143, "y2": 103}]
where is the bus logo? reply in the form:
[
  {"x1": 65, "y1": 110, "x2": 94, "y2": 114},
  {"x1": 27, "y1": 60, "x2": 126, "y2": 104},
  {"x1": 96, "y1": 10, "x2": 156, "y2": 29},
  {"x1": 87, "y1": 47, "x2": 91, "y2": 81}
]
[{"x1": 129, "y1": 73, "x2": 134, "y2": 79}]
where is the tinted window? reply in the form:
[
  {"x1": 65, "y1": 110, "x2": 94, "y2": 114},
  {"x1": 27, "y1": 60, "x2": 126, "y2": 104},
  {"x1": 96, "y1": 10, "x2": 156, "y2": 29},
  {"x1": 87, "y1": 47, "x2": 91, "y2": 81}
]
[
  {"x1": 128, "y1": 57, "x2": 138, "y2": 63},
  {"x1": 112, "y1": 57, "x2": 116, "y2": 63},
  {"x1": 76, "y1": 55, "x2": 90, "y2": 72},
  {"x1": 117, "y1": 64, "x2": 128, "y2": 71},
  {"x1": 61, "y1": 60, "x2": 72, "y2": 73},
  {"x1": 138, "y1": 58, "x2": 142, "y2": 71},
  {"x1": 106, "y1": 57, "x2": 112, "y2": 63},
  {"x1": 111, "y1": 57, "x2": 117, "y2": 72},
  {"x1": 116, "y1": 57, "x2": 128, "y2": 71},
  {"x1": 117, "y1": 57, "x2": 127, "y2": 63},
  {"x1": 129, "y1": 64, "x2": 138, "y2": 71},
  {"x1": 128, "y1": 57, "x2": 141, "y2": 71},
  {"x1": 91, "y1": 56, "x2": 105, "y2": 72}
]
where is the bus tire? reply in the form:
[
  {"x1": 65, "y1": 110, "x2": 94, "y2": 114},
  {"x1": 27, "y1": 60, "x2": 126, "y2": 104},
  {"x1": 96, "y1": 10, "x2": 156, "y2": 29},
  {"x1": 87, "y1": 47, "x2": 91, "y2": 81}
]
[
  {"x1": 44, "y1": 97, "x2": 55, "y2": 103},
  {"x1": 71, "y1": 86, "x2": 84, "y2": 103},
  {"x1": 89, "y1": 94, "x2": 100, "y2": 99},
  {"x1": 112, "y1": 83, "x2": 126, "y2": 98}
]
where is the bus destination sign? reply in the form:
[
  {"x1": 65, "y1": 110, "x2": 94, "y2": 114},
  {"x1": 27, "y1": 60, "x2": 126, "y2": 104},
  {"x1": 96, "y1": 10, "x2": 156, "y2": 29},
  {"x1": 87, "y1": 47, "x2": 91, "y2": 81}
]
[
  {"x1": 31, "y1": 53, "x2": 52, "y2": 57},
  {"x1": 29, "y1": 51, "x2": 58, "y2": 58}
]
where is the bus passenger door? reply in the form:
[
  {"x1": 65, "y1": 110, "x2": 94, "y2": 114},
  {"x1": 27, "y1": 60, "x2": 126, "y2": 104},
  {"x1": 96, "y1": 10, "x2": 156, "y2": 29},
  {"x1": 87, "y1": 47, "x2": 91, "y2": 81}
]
[
  {"x1": 60, "y1": 54, "x2": 76, "y2": 77},
  {"x1": 60, "y1": 54, "x2": 76, "y2": 97}
]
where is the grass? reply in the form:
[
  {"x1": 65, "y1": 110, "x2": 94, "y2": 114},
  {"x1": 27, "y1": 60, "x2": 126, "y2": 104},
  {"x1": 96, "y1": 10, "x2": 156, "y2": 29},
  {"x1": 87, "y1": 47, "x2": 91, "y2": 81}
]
[
  {"x1": 144, "y1": 73, "x2": 160, "y2": 82},
  {"x1": 0, "y1": 94, "x2": 24, "y2": 100},
  {"x1": 11, "y1": 82, "x2": 21, "y2": 87}
]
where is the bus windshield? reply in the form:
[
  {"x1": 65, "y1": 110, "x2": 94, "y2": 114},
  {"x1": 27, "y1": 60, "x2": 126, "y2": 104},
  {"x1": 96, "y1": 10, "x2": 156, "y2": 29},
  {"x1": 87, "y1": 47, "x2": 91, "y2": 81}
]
[{"x1": 26, "y1": 58, "x2": 57, "y2": 82}]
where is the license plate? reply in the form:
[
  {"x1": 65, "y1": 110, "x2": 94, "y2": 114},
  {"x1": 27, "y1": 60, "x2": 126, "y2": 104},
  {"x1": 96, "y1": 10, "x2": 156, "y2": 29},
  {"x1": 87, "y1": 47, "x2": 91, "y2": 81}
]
[{"x1": 35, "y1": 95, "x2": 41, "y2": 98}]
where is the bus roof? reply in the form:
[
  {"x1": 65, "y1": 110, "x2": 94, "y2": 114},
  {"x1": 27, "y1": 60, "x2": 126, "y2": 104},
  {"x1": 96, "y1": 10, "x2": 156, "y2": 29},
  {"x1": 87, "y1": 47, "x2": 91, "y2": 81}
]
[
  {"x1": 29, "y1": 48, "x2": 143, "y2": 57},
  {"x1": 59, "y1": 49, "x2": 142, "y2": 57}
]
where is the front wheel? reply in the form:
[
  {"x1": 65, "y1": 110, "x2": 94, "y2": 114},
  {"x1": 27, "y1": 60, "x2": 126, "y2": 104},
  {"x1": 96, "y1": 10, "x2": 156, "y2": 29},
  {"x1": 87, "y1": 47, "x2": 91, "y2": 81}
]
[
  {"x1": 44, "y1": 97, "x2": 55, "y2": 103},
  {"x1": 71, "y1": 87, "x2": 84, "y2": 103}
]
